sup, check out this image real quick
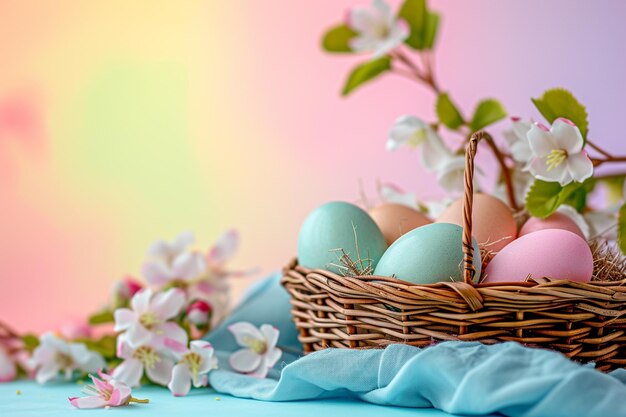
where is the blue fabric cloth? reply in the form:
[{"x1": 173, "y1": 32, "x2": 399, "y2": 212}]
[{"x1": 206, "y1": 272, "x2": 626, "y2": 417}]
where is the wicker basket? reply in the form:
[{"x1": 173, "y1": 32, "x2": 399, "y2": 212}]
[{"x1": 281, "y1": 131, "x2": 626, "y2": 372}]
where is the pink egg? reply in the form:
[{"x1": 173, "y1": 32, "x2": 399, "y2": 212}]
[
  {"x1": 519, "y1": 212, "x2": 585, "y2": 239},
  {"x1": 482, "y1": 229, "x2": 592, "y2": 283}
]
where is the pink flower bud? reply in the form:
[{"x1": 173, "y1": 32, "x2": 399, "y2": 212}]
[
  {"x1": 186, "y1": 300, "x2": 211, "y2": 325},
  {"x1": 124, "y1": 277, "x2": 143, "y2": 297}
]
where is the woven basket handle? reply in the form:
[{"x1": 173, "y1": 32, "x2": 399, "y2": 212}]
[{"x1": 462, "y1": 131, "x2": 484, "y2": 285}]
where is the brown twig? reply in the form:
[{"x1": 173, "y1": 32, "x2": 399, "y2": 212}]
[
  {"x1": 587, "y1": 139, "x2": 613, "y2": 158},
  {"x1": 0, "y1": 321, "x2": 19, "y2": 339},
  {"x1": 592, "y1": 156, "x2": 626, "y2": 167},
  {"x1": 390, "y1": 49, "x2": 440, "y2": 93},
  {"x1": 482, "y1": 133, "x2": 519, "y2": 210}
]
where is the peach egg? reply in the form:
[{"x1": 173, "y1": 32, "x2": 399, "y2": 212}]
[
  {"x1": 435, "y1": 193, "x2": 517, "y2": 252},
  {"x1": 368, "y1": 203, "x2": 432, "y2": 245}
]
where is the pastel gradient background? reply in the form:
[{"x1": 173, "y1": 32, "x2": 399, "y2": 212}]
[{"x1": 2, "y1": 1, "x2": 626, "y2": 332}]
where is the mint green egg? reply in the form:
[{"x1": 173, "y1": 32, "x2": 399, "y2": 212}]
[
  {"x1": 373, "y1": 223, "x2": 481, "y2": 284},
  {"x1": 297, "y1": 202, "x2": 388, "y2": 273}
]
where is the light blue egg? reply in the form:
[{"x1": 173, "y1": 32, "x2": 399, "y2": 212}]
[
  {"x1": 373, "y1": 222, "x2": 481, "y2": 284},
  {"x1": 297, "y1": 202, "x2": 388, "y2": 273}
]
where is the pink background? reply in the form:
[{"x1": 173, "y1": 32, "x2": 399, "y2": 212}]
[{"x1": 2, "y1": 1, "x2": 626, "y2": 332}]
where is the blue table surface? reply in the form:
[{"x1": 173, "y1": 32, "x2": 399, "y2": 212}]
[{"x1": 0, "y1": 381, "x2": 485, "y2": 417}]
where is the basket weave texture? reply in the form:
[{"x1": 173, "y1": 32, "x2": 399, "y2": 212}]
[{"x1": 281, "y1": 132, "x2": 626, "y2": 372}]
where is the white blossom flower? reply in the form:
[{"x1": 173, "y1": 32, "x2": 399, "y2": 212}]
[
  {"x1": 142, "y1": 232, "x2": 207, "y2": 287},
  {"x1": 0, "y1": 345, "x2": 16, "y2": 382},
  {"x1": 527, "y1": 118, "x2": 593, "y2": 186},
  {"x1": 503, "y1": 117, "x2": 533, "y2": 166},
  {"x1": 436, "y1": 155, "x2": 468, "y2": 193},
  {"x1": 378, "y1": 182, "x2": 418, "y2": 209},
  {"x1": 114, "y1": 288, "x2": 187, "y2": 349},
  {"x1": 388, "y1": 115, "x2": 453, "y2": 171},
  {"x1": 112, "y1": 336, "x2": 174, "y2": 387},
  {"x1": 168, "y1": 341, "x2": 218, "y2": 397},
  {"x1": 29, "y1": 332, "x2": 105, "y2": 384},
  {"x1": 347, "y1": 0, "x2": 408, "y2": 58},
  {"x1": 228, "y1": 322, "x2": 282, "y2": 378},
  {"x1": 69, "y1": 370, "x2": 136, "y2": 409}
]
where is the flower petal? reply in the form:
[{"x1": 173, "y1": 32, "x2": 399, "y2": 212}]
[
  {"x1": 31, "y1": 345, "x2": 55, "y2": 366},
  {"x1": 171, "y1": 252, "x2": 206, "y2": 281},
  {"x1": 113, "y1": 308, "x2": 135, "y2": 332},
  {"x1": 69, "y1": 395, "x2": 107, "y2": 409},
  {"x1": 347, "y1": 7, "x2": 375, "y2": 33},
  {"x1": 155, "y1": 322, "x2": 188, "y2": 348},
  {"x1": 172, "y1": 231, "x2": 195, "y2": 253},
  {"x1": 228, "y1": 322, "x2": 264, "y2": 348},
  {"x1": 145, "y1": 356, "x2": 174, "y2": 386},
  {"x1": 260, "y1": 325, "x2": 280, "y2": 350},
  {"x1": 142, "y1": 261, "x2": 173, "y2": 286},
  {"x1": 387, "y1": 115, "x2": 424, "y2": 151},
  {"x1": 229, "y1": 349, "x2": 262, "y2": 373},
  {"x1": 190, "y1": 342, "x2": 217, "y2": 374},
  {"x1": 0, "y1": 349, "x2": 16, "y2": 382},
  {"x1": 79, "y1": 351, "x2": 106, "y2": 374},
  {"x1": 436, "y1": 156, "x2": 467, "y2": 193},
  {"x1": 552, "y1": 118, "x2": 584, "y2": 154},
  {"x1": 264, "y1": 347, "x2": 282, "y2": 369},
  {"x1": 35, "y1": 362, "x2": 59, "y2": 384},
  {"x1": 529, "y1": 157, "x2": 571, "y2": 186},
  {"x1": 111, "y1": 358, "x2": 143, "y2": 388},
  {"x1": 131, "y1": 288, "x2": 153, "y2": 314},
  {"x1": 527, "y1": 123, "x2": 557, "y2": 157},
  {"x1": 421, "y1": 131, "x2": 453, "y2": 171},
  {"x1": 109, "y1": 380, "x2": 132, "y2": 405},
  {"x1": 147, "y1": 232, "x2": 194, "y2": 260},
  {"x1": 125, "y1": 324, "x2": 154, "y2": 348},
  {"x1": 207, "y1": 229, "x2": 239, "y2": 267},
  {"x1": 566, "y1": 152, "x2": 594, "y2": 183},
  {"x1": 151, "y1": 288, "x2": 186, "y2": 320},
  {"x1": 168, "y1": 363, "x2": 191, "y2": 397}
]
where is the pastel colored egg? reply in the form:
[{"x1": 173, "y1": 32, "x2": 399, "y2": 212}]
[
  {"x1": 482, "y1": 229, "x2": 592, "y2": 283},
  {"x1": 519, "y1": 212, "x2": 585, "y2": 239},
  {"x1": 373, "y1": 222, "x2": 481, "y2": 284},
  {"x1": 368, "y1": 203, "x2": 432, "y2": 245},
  {"x1": 297, "y1": 201, "x2": 388, "y2": 273},
  {"x1": 436, "y1": 193, "x2": 517, "y2": 252}
]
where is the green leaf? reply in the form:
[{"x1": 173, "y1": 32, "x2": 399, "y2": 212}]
[
  {"x1": 619, "y1": 203, "x2": 626, "y2": 254},
  {"x1": 342, "y1": 56, "x2": 392, "y2": 96},
  {"x1": 21, "y1": 333, "x2": 39, "y2": 352},
  {"x1": 436, "y1": 93, "x2": 464, "y2": 129},
  {"x1": 75, "y1": 335, "x2": 117, "y2": 359},
  {"x1": 531, "y1": 88, "x2": 588, "y2": 138},
  {"x1": 321, "y1": 24, "x2": 357, "y2": 53},
  {"x1": 562, "y1": 178, "x2": 595, "y2": 212},
  {"x1": 88, "y1": 309, "x2": 114, "y2": 325},
  {"x1": 469, "y1": 99, "x2": 507, "y2": 131},
  {"x1": 398, "y1": 0, "x2": 440, "y2": 50},
  {"x1": 525, "y1": 180, "x2": 585, "y2": 218},
  {"x1": 422, "y1": 12, "x2": 440, "y2": 49}
]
